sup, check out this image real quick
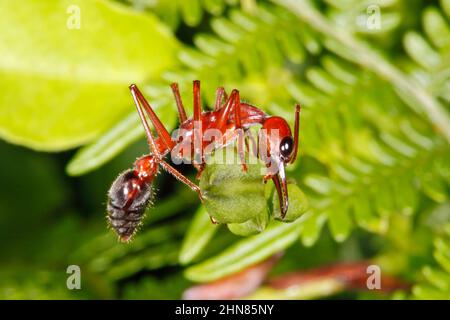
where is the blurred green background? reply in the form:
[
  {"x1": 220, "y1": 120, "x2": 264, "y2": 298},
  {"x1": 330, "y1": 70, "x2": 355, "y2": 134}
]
[{"x1": 0, "y1": 0, "x2": 449, "y2": 299}]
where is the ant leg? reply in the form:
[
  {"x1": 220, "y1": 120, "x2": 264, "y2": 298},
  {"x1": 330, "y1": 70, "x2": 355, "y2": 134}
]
[
  {"x1": 130, "y1": 84, "x2": 175, "y2": 152},
  {"x1": 130, "y1": 84, "x2": 166, "y2": 158},
  {"x1": 216, "y1": 89, "x2": 238, "y2": 129},
  {"x1": 170, "y1": 83, "x2": 188, "y2": 123},
  {"x1": 131, "y1": 84, "x2": 203, "y2": 200},
  {"x1": 192, "y1": 80, "x2": 204, "y2": 169},
  {"x1": 159, "y1": 160, "x2": 204, "y2": 201},
  {"x1": 215, "y1": 90, "x2": 247, "y2": 172},
  {"x1": 193, "y1": 80, "x2": 202, "y2": 121},
  {"x1": 222, "y1": 89, "x2": 228, "y2": 105},
  {"x1": 290, "y1": 104, "x2": 301, "y2": 164},
  {"x1": 263, "y1": 173, "x2": 272, "y2": 183},
  {"x1": 214, "y1": 87, "x2": 226, "y2": 111},
  {"x1": 233, "y1": 91, "x2": 247, "y2": 172},
  {"x1": 195, "y1": 164, "x2": 205, "y2": 180}
]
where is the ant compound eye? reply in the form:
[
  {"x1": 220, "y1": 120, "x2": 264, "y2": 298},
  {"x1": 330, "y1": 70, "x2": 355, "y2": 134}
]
[{"x1": 279, "y1": 136, "x2": 294, "y2": 159}]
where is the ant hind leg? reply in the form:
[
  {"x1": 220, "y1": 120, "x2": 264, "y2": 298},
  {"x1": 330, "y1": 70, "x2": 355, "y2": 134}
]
[
  {"x1": 130, "y1": 84, "x2": 173, "y2": 158},
  {"x1": 159, "y1": 160, "x2": 204, "y2": 201}
]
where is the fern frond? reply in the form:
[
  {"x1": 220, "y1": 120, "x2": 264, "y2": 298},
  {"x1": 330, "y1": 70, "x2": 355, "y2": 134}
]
[
  {"x1": 69, "y1": 1, "x2": 449, "y2": 249},
  {"x1": 122, "y1": 0, "x2": 240, "y2": 29},
  {"x1": 403, "y1": 2, "x2": 450, "y2": 103},
  {"x1": 162, "y1": 4, "x2": 321, "y2": 106},
  {"x1": 412, "y1": 222, "x2": 450, "y2": 299},
  {"x1": 59, "y1": 1, "x2": 450, "y2": 294},
  {"x1": 324, "y1": 0, "x2": 403, "y2": 35},
  {"x1": 288, "y1": 55, "x2": 449, "y2": 244},
  {"x1": 274, "y1": 0, "x2": 450, "y2": 143}
]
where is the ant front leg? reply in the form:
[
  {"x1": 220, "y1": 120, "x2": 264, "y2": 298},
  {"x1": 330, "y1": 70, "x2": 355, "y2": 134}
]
[
  {"x1": 192, "y1": 80, "x2": 206, "y2": 172},
  {"x1": 233, "y1": 91, "x2": 247, "y2": 172},
  {"x1": 216, "y1": 90, "x2": 247, "y2": 172}
]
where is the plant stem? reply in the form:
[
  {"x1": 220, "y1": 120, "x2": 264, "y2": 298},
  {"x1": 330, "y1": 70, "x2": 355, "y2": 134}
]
[{"x1": 273, "y1": 0, "x2": 450, "y2": 144}]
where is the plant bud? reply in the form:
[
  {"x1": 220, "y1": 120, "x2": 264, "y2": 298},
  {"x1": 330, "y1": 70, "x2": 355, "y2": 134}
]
[
  {"x1": 228, "y1": 209, "x2": 270, "y2": 236},
  {"x1": 199, "y1": 147, "x2": 267, "y2": 224}
]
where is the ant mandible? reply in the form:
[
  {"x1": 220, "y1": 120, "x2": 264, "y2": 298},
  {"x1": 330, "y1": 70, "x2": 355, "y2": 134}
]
[{"x1": 107, "y1": 81, "x2": 300, "y2": 242}]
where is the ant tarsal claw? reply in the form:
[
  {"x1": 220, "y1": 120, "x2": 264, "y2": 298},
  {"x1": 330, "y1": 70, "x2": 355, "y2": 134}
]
[
  {"x1": 263, "y1": 174, "x2": 272, "y2": 183},
  {"x1": 210, "y1": 216, "x2": 218, "y2": 224},
  {"x1": 198, "y1": 191, "x2": 206, "y2": 202},
  {"x1": 195, "y1": 165, "x2": 205, "y2": 180}
]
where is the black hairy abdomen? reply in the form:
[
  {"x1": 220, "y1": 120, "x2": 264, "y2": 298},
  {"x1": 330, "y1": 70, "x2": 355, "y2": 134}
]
[{"x1": 106, "y1": 169, "x2": 153, "y2": 240}]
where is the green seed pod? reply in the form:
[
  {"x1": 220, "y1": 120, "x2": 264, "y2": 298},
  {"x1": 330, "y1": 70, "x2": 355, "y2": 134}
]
[
  {"x1": 227, "y1": 208, "x2": 270, "y2": 236},
  {"x1": 272, "y1": 183, "x2": 309, "y2": 222},
  {"x1": 199, "y1": 147, "x2": 267, "y2": 224}
]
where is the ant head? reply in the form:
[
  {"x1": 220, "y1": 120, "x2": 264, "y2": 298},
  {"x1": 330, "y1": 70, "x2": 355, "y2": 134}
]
[
  {"x1": 107, "y1": 169, "x2": 153, "y2": 242},
  {"x1": 260, "y1": 112, "x2": 300, "y2": 218},
  {"x1": 261, "y1": 116, "x2": 296, "y2": 164}
]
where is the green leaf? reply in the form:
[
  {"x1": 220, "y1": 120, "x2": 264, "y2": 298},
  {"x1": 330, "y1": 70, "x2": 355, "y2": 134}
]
[
  {"x1": 374, "y1": 183, "x2": 396, "y2": 217},
  {"x1": 184, "y1": 218, "x2": 305, "y2": 282},
  {"x1": 393, "y1": 177, "x2": 417, "y2": 215},
  {"x1": 306, "y1": 68, "x2": 340, "y2": 95},
  {"x1": 321, "y1": 55, "x2": 358, "y2": 85},
  {"x1": 422, "y1": 266, "x2": 450, "y2": 291},
  {"x1": 352, "y1": 194, "x2": 386, "y2": 234},
  {"x1": 412, "y1": 284, "x2": 450, "y2": 300},
  {"x1": 203, "y1": 0, "x2": 226, "y2": 16},
  {"x1": 423, "y1": 7, "x2": 450, "y2": 49},
  {"x1": 304, "y1": 174, "x2": 333, "y2": 195},
  {"x1": 328, "y1": 202, "x2": 353, "y2": 242},
  {"x1": 66, "y1": 101, "x2": 176, "y2": 176},
  {"x1": 66, "y1": 112, "x2": 142, "y2": 175},
  {"x1": 179, "y1": 206, "x2": 219, "y2": 265},
  {"x1": 420, "y1": 171, "x2": 448, "y2": 203},
  {"x1": 180, "y1": 0, "x2": 203, "y2": 27},
  {"x1": 443, "y1": 0, "x2": 450, "y2": 19},
  {"x1": 299, "y1": 211, "x2": 327, "y2": 247},
  {"x1": 0, "y1": 0, "x2": 178, "y2": 150},
  {"x1": 434, "y1": 238, "x2": 450, "y2": 273},
  {"x1": 403, "y1": 32, "x2": 441, "y2": 70}
]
